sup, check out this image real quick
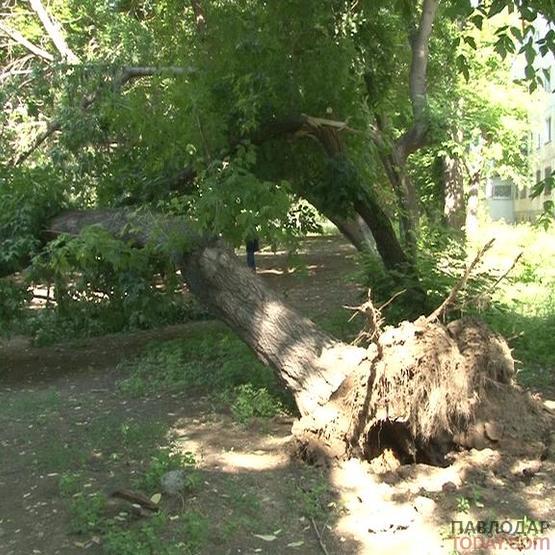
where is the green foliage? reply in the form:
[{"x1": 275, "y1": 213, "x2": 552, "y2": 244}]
[
  {"x1": 69, "y1": 492, "x2": 106, "y2": 535},
  {"x1": 0, "y1": 280, "x2": 31, "y2": 328},
  {"x1": 140, "y1": 449, "x2": 198, "y2": 493},
  {"x1": 291, "y1": 473, "x2": 335, "y2": 521},
  {"x1": 118, "y1": 330, "x2": 292, "y2": 419},
  {"x1": 0, "y1": 168, "x2": 65, "y2": 275},
  {"x1": 179, "y1": 511, "x2": 210, "y2": 553},
  {"x1": 456, "y1": 496, "x2": 471, "y2": 514},
  {"x1": 358, "y1": 225, "x2": 496, "y2": 321},
  {"x1": 20, "y1": 226, "x2": 207, "y2": 344},
  {"x1": 227, "y1": 384, "x2": 284, "y2": 423},
  {"x1": 103, "y1": 511, "x2": 208, "y2": 555},
  {"x1": 58, "y1": 471, "x2": 83, "y2": 497}
]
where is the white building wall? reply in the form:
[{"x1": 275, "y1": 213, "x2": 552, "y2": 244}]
[{"x1": 515, "y1": 23, "x2": 555, "y2": 222}]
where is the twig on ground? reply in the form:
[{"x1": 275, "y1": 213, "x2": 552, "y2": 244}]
[
  {"x1": 111, "y1": 488, "x2": 159, "y2": 512},
  {"x1": 310, "y1": 518, "x2": 330, "y2": 555}
]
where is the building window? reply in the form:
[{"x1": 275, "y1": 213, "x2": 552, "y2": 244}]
[
  {"x1": 546, "y1": 117, "x2": 552, "y2": 144},
  {"x1": 520, "y1": 186, "x2": 528, "y2": 199},
  {"x1": 536, "y1": 169, "x2": 542, "y2": 184},
  {"x1": 546, "y1": 166, "x2": 553, "y2": 195},
  {"x1": 537, "y1": 131, "x2": 542, "y2": 150},
  {"x1": 492, "y1": 184, "x2": 512, "y2": 198}
]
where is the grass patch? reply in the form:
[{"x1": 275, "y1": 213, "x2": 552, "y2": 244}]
[
  {"x1": 117, "y1": 330, "x2": 292, "y2": 422},
  {"x1": 0, "y1": 388, "x2": 60, "y2": 421},
  {"x1": 60, "y1": 447, "x2": 206, "y2": 553}
]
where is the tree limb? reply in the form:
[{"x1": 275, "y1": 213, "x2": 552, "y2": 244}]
[
  {"x1": 0, "y1": 20, "x2": 54, "y2": 61},
  {"x1": 13, "y1": 65, "x2": 195, "y2": 165},
  {"x1": 427, "y1": 238, "x2": 495, "y2": 323},
  {"x1": 29, "y1": 0, "x2": 80, "y2": 64},
  {"x1": 395, "y1": 0, "x2": 439, "y2": 162}
]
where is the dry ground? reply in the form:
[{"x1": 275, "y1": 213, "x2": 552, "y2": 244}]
[{"x1": 1, "y1": 236, "x2": 554, "y2": 554}]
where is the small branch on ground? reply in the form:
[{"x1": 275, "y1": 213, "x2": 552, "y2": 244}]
[
  {"x1": 310, "y1": 518, "x2": 330, "y2": 555},
  {"x1": 427, "y1": 238, "x2": 495, "y2": 323},
  {"x1": 111, "y1": 488, "x2": 159, "y2": 512}
]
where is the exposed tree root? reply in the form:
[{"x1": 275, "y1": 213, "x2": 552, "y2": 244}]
[{"x1": 293, "y1": 317, "x2": 551, "y2": 467}]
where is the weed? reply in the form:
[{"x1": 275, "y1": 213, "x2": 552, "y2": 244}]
[
  {"x1": 58, "y1": 472, "x2": 83, "y2": 497},
  {"x1": 180, "y1": 510, "x2": 209, "y2": 551},
  {"x1": 227, "y1": 384, "x2": 284, "y2": 422},
  {"x1": 69, "y1": 492, "x2": 106, "y2": 535},
  {"x1": 292, "y1": 474, "x2": 335, "y2": 521},
  {"x1": 139, "y1": 449, "x2": 198, "y2": 493},
  {"x1": 456, "y1": 496, "x2": 471, "y2": 514}
]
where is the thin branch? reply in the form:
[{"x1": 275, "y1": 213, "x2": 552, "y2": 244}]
[
  {"x1": 310, "y1": 518, "x2": 330, "y2": 555},
  {"x1": 13, "y1": 65, "x2": 194, "y2": 165},
  {"x1": 118, "y1": 65, "x2": 194, "y2": 82},
  {"x1": 0, "y1": 20, "x2": 54, "y2": 61},
  {"x1": 473, "y1": 251, "x2": 524, "y2": 309},
  {"x1": 29, "y1": 0, "x2": 80, "y2": 64},
  {"x1": 427, "y1": 238, "x2": 495, "y2": 323},
  {"x1": 0, "y1": 54, "x2": 34, "y2": 81}
]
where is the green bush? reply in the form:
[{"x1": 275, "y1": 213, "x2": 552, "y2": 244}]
[
  {"x1": 0, "y1": 280, "x2": 31, "y2": 329},
  {"x1": 228, "y1": 384, "x2": 284, "y2": 422},
  {"x1": 69, "y1": 492, "x2": 106, "y2": 535},
  {"x1": 20, "y1": 226, "x2": 209, "y2": 344},
  {"x1": 0, "y1": 168, "x2": 65, "y2": 276}
]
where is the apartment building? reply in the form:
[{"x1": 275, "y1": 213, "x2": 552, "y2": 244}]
[
  {"x1": 513, "y1": 64, "x2": 555, "y2": 222},
  {"x1": 485, "y1": 20, "x2": 555, "y2": 224}
]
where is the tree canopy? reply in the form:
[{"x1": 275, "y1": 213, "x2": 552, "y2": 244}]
[{"x1": 1, "y1": 0, "x2": 553, "y2": 329}]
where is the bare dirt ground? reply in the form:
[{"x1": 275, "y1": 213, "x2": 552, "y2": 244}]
[{"x1": 1, "y1": 236, "x2": 554, "y2": 554}]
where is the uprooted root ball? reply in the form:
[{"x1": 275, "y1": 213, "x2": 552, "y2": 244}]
[{"x1": 293, "y1": 317, "x2": 550, "y2": 467}]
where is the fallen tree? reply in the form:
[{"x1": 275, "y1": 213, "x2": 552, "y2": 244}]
[{"x1": 47, "y1": 210, "x2": 551, "y2": 466}]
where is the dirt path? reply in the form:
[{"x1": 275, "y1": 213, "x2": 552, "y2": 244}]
[{"x1": 1, "y1": 236, "x2": 554, "y2": 554}]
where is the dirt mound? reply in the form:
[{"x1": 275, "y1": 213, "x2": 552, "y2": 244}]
[{"x1": 294, "y1": 317, "x2": 552, "y2": 467}]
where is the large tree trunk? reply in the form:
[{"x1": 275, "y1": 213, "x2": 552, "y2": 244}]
[
  {"x1": 466, "y1": 171, "x2": 480, "y2": 236},
  {"x1": 47, "y1": 210, "x2": 548, "y2": 466},
  {"x1": 326, "y1": 214, "x2": 376, "y2": 254},
  {"x1": 48, "y1": 210, "x2": 365, "y2": 416},
  {"x1": 179, "y1": 240, "x2": 366, "y2": 415}
]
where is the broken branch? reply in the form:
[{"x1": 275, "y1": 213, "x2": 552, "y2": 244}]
[{"x1": 427, "y1": 238, "x2": 495, "y2": 323}]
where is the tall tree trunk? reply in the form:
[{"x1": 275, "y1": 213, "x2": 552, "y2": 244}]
[
  {"x1": 48, "y1": 210, "x2": 365, "y2": 416},
  {"x1": 180, "y1": 241, "x2": 366, "y2": 415},
  {"x1": 327, "y1": 214, "x2": 375, "y2": 253},
  {"x1": 377, "y1": 150, "x2": 419, "y2": 261}
]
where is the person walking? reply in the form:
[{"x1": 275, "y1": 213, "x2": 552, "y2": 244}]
[{"x1": 246, "y1": 237, "x2": 259, "y2": 271}]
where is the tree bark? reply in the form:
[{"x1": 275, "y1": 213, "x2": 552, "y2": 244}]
[
  {"x1": 466, "y1": 171, "x2": 480, "y2": 236},
  {"x1": 443, "y1": 153, "x2": 466, "y2": 232}
]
